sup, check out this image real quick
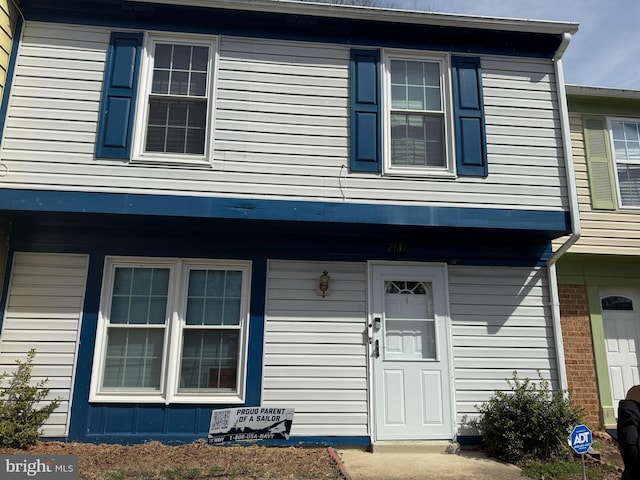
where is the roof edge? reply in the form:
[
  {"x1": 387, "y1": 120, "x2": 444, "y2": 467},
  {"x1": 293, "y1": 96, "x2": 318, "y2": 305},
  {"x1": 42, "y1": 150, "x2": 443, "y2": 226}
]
[
  {"x1": 566, "y1": 84, "x2": 640, "y2": 100},
  {"x1": 130, "y1": 0, "x2": 579, "y2": 36}
]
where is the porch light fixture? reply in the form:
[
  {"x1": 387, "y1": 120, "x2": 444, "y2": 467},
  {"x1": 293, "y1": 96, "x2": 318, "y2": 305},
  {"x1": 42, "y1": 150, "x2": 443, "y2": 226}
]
[{"x1": 319, "y1": 270, "x2": 330, "y2": 298}]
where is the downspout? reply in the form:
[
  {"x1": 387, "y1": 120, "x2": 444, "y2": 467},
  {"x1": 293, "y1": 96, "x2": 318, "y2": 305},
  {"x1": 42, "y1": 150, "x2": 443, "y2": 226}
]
[{"x1": 548, "y1": 31, "x2": 581, "y2": 392}]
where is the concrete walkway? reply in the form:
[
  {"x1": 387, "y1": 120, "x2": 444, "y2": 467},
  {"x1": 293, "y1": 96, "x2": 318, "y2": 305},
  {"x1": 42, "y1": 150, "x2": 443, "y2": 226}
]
[{"x1": 335, "y1": 445, "x2": 528, "y2": 480}]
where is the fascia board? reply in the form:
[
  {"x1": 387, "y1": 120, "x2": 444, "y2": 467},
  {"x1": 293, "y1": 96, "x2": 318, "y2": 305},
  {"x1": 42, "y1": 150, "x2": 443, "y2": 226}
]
[{"x1": 130, "y1": 0, "x2": 579, "y2": 36}]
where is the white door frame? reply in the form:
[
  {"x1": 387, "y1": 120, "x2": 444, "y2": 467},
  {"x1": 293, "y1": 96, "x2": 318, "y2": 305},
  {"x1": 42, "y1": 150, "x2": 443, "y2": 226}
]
[{"x1": 367, "y1": 261, "x2": 456, "y2": 441}]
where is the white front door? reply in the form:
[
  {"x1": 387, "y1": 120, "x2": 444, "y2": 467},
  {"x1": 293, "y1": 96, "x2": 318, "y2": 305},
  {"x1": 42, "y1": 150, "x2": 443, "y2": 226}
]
[
  {"x1": 602, "y1": 293, "x2": 640, "y2": 413},
  {"x1": 370, "y1": 263, "x2": 454, "y2": 440}
]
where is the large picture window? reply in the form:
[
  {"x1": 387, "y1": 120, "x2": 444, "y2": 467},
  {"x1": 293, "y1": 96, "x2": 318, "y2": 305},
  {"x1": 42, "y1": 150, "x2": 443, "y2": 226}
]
[
  {"x1": 133, "y1": 34, "x2": 217, "y2": 165},
  {"x1": 90, "y1": 258, "x2": 251, "y2": 404},
  {"x1": 384, "y1": 53, "x2": 453, "y2": 175},
  {"x1": 611, "y1": 119, "x2": 640, "y2": 207}
]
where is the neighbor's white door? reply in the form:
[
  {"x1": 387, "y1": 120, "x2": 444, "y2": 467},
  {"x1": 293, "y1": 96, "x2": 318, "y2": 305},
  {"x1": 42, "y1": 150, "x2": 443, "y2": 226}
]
[
  {"x1": 602, "y1": 293, "x2": 640, "y2": 413},
  {"x1": 370, "y1": 263, "x2": 454, "y2": 440}
]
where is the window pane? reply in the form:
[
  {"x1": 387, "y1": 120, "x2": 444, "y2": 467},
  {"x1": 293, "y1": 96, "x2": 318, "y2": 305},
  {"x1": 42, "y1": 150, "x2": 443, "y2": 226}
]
[
  {"x1": 179, "y1": 330, "x2": 239, "y2": 390},
  {"x1": 103, "y1": 328, "x2": 164, "y2": 389},
  {"x1": 154, "y1": 44, "x2": 172, "y2": 69},
  {"x1": 206, "y1": 271, "x2": 225, "y2": 296},
  {"x1": 167, "y1": 102, "x2": 188, "y2": 126},
  {"x1": 170, "y1": 71, "x2": 190, "y2": 96},
  {"x1": 186, "y1": 129, "x2": 206, "y2": 155},
  {"x1": 152, "y1": 70, "x2": 170, "y2": 95},
  {"x1": 172, "y1": 45, "x2": 191, "y2": 70},
  {"x1": 146, "y1": 99, "x2": 206, "y2": 155},
  {"x1": 110, "y1": 267, "x2": 169, "y2": 325},
  {"x1": 131, "y1": 268, "x2": 152, "y2": 295},
  {"x1": 602, "y1": 296, "x2": 634, "y2": 311},
  {"x1": 191, "y1": 46, "x2": 208, "y2": 72},
  {"x1": 188, "y1": 270, "x2": 207, "y2": 296},
  {"x1": 186, "y1": 297, "x2": 205, "y2": 325},
  {"x1": 189, "y1": 72, "x2": 207, "y2": 97},
  {"x1": 613, "y1": 121, "x2": 640, "y2": 162},
  {"x1": 113, "y1": 268, "x2": 133, "y2": 295},
  {"x1": 225, "y1": 271, "x2": 243, "y2": 296},
  {"x1": 166, "y1": 127, "x2": 187, "y2": 153},
  {"x1": 391, "y1": 113, "x2": 444, "y2": 167},
  {"x1": 612, "y1": 121, "x2": 625, "y2": 140},
  {"x1": 390, "y1": 59, "x2": 441, "y2": 112},
  {"x1": 186, "y1": 270, "x2": 244, "y2": 326},
  {"x1": 110, "y1": 296, "x2": 130, "y2": 324},
  {"x1": 618, "y1": 164, "x2": 640, "y2": 206},
  {"x1": 406, "y1": 61, "x2": 423, "y2": 86}
]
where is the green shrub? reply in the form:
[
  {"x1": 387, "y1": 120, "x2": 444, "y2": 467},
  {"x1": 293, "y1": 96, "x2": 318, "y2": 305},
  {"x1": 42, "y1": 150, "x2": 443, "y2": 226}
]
[
  {"x1": 0, "y1": 348, "x2": 61, "y2": 447},
  {"x1": 474, "y1": 371, "x2": 583, "y2": 464}
]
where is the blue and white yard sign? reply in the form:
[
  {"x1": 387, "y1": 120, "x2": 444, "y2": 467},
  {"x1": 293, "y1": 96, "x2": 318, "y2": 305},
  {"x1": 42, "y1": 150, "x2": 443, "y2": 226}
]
[
  {"x1": 208, "y1": 407, "x2": 295, "y2": 443},
  {"x1": 569, "y1": 424, "x2": 593, "y2": 455}
]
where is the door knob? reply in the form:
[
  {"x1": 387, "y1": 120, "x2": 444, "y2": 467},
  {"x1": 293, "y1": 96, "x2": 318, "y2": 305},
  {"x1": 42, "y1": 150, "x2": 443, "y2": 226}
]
[{"x1": 374, "y1": 339, "x2": 380, "y2": 358}]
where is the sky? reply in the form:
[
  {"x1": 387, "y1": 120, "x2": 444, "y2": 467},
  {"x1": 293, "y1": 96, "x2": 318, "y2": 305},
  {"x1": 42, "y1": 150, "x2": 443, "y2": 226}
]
[{"x1": 384, "y1": 0, "x2": 640, "y2": 90}]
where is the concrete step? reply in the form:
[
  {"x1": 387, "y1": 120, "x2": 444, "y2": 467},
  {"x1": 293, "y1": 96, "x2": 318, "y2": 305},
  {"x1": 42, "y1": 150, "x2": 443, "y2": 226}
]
[{"x1": 371, "y1": 441, "x2": 460, "y2": 454}]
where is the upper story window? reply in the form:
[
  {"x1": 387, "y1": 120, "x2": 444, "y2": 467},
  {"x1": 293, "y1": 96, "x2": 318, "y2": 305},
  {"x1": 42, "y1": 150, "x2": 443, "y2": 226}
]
[
  {"x1": 383, "y1": 53, "x2": 453, "y2": 176},
  {"x1": 90, "y1": 257, "x2": 251, "y2": 404},
  {"x1": 133, "y1": 34, "x2": 217, "y2": 165},
  {"x1": 611, "y1": 119, "x2": 640, "y2": 207}
]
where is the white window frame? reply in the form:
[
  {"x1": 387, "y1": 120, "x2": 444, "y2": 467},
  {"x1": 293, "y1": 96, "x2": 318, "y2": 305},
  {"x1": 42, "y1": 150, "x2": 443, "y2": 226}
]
[
  {"x1": 89, "y1": 257, "x2": 251, "y2": 404},
  {"x1": 131, "y1": 32, "x2": 219, "y2": 167},
  {"x1": 382, "y1": 50, "x2": 456, "y2": 177},
  {"x1": 608, "y1": 116, "x2": 640, "y2": 209}
]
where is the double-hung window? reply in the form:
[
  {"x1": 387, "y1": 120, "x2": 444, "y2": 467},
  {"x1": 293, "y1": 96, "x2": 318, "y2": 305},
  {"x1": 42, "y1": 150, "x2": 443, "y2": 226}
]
[
  {"x1": 133, "y1": 34, "x2": 217, "y2": 165},
  {"x1": 90, "y1": 257, "x2": 251, "y2": 404},
  {"x1": 384, "y1": 53, "x2": 453, "y2": 175},
  {"x1": 611, "y1": 118, "x2": 640, "y2": 207}
]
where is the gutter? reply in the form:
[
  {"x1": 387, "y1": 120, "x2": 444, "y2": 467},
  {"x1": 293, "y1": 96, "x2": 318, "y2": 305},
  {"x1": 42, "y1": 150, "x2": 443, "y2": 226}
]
[{"x1": 547, "y1": 31, "x2": 581, "y2": 392}]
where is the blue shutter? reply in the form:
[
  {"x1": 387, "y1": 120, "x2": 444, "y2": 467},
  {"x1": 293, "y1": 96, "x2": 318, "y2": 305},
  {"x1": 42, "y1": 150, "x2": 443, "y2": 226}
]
[
  {"x1": 350, "y1": 49, "x2": 381, "y2": 173},
  {"x1": 95, "y1": 32, "x2": 143, "y2": 159},
  {"x1": 451, "y1": 56, "x2": 487, "y2": 177}
]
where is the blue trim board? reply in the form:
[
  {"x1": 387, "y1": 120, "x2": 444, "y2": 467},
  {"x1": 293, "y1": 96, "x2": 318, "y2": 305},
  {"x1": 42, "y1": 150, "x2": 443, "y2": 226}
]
[
  {"x1": 18, "y1": 0, "x2": 563, "y2": 59},
  {"x1": 0, "y1": 189, "x2": 571, "y2": 237},
  {"x1": 0, "y1": 14, "x2": 22, "y2": 144}
]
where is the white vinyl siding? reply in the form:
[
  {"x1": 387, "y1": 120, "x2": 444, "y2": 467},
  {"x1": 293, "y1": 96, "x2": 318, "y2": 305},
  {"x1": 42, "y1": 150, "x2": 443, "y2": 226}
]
[
  {"x1": 0, "y1": 253, "x2": 89, "y2": 437},
  {"x1": 263, "y1": 260, "x2": 368, "y2": 436},
  {"x1": 0, "y1": 22, "x2": 569, "y2": 212},
  {"x1": 554, "y1": 112, "x2": 640, "y2": 255},
  {"x1": 448, "y1": 265, "x2": 557, "y2": 434},
  {"x1": 264, "y1": 261, "x2": 558, "y2": 438}
]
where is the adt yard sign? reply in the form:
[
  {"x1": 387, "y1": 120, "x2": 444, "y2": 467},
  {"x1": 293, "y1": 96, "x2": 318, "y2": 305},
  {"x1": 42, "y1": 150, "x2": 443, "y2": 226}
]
[{"x1": 570, "y1": 424, "x2": 593, "y2": 455}]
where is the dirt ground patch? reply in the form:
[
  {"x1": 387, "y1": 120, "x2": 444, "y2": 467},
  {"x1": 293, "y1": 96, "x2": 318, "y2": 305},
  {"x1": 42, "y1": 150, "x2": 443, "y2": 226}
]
[{"x1": 0, "y1": 441, "x2": 344, "y2": 480}]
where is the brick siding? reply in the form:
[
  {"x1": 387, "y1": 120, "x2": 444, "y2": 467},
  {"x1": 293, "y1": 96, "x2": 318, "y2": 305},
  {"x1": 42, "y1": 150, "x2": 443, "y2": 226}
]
[{"x1": 559, "y1": 284, "x2": 602, "y2": 429}]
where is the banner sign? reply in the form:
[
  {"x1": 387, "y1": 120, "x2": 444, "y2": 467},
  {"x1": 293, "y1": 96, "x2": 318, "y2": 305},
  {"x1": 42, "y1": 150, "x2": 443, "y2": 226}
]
[
  {"x1": 0, "y1": 455, "x2": 77, "y2": 480},
  {"x1": 208, "y1": 407, "x2": 294, "y2": 443}
]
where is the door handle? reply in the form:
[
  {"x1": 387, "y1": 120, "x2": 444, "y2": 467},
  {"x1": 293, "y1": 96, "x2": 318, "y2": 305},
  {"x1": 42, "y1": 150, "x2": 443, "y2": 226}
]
[{"x1": 374, "y1": 339, "x2": 380, "y2": 358}]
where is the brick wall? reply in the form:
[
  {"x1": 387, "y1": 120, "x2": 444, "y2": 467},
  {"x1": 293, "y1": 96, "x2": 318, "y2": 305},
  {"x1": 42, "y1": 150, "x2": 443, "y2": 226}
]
[{"x1": 559, "y1": 284, "x2": 602, "y2": 429}]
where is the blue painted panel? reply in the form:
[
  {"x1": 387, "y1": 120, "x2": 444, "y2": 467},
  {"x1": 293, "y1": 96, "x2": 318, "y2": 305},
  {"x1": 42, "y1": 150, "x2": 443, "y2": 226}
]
[
  {"x1": 355, "y1": 112, "x2": 377, "y2": 163},
  {"x1": 0, "y1": 189, "x2": 571, "y2": 235},
  {"x1": 0, "y1": 15, "x2": 22, "y2": 144},
  {"x1": 452, "y1": 56, "x2": 487, "y2": 177},
  {"x1": 103, "y1": 97, "x2": 132, "y2": 148},
  {"x1": 167, "y1": 408, "x2": 198, "y2": 434},
  {"x1": 95, "y1": 32, "x2": 143, "y2": 159},
  {"x1": 459, "y1": 118, "x2": 483, "y2": 167},
  {"x1": 136, "y1": 408, "x2": 166, "y2": 434},
  {"x1": 104, "y1": 406, "x2": 136, "y2": 434},
  {"x1": 350, "y1": 49, "x2": 381, "y2": 173}
]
